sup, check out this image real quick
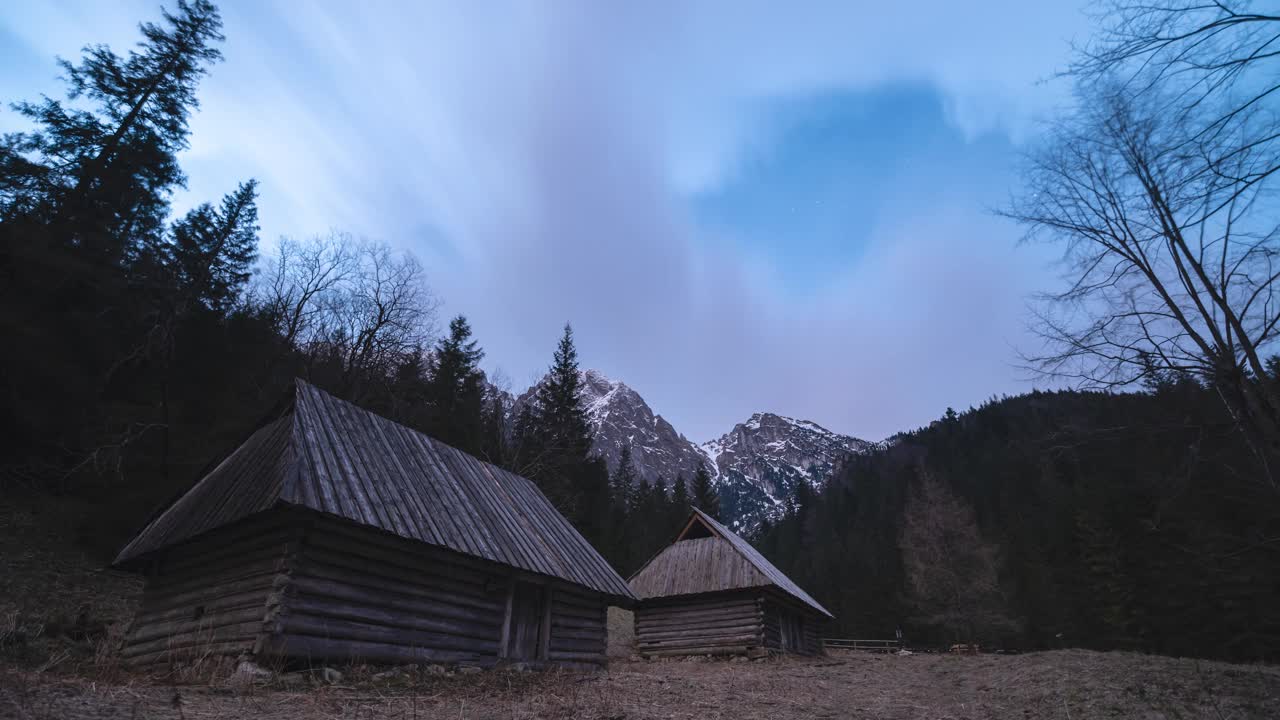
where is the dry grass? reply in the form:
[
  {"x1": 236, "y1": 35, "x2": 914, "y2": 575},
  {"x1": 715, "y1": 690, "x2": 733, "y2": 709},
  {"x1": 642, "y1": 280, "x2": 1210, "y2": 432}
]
[
  {"x1": 0, "y1": 496, "x2": 142, "y2": 679},
  {"x1": 3, "y1": 650, "x2": 1279, "y2": 719},
  {"x1": 4, "y1": 496, "x2": 1278, "y2": 718}
]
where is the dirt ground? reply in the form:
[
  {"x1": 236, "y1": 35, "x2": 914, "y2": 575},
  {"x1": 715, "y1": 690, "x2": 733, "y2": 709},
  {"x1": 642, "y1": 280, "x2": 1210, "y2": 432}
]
[
  {"x1": 4, "y1": 497, "x2": 1279, "y2": 719},
  {"x1": 3, "y1": 648, "x2": 1279, "y2": 720}
]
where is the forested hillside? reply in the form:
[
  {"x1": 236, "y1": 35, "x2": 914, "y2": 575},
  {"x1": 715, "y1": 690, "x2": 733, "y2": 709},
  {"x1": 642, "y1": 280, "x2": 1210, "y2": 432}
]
[
  {"x1": 0, "y1": 1, "x2": 699, "y2": 577},
  {"x1": 756, "y1": 381, "x2": 1280, "y2": 661},
  {"x1": 4, "y1": 0, "x2": 1280, "y2": 669}
]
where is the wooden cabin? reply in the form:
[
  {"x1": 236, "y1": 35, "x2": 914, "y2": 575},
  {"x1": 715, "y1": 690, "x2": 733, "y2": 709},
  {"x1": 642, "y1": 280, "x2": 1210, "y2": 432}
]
[
  {"x1": 627, "y1": 509, "x2": 832, "y2": 657},
  {"x1": 113, "y1": 379, "x2": 635, "y2": 669}
]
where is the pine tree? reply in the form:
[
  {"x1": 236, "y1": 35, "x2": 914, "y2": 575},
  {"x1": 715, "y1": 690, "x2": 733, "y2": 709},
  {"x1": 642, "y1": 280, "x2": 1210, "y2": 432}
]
[
  {"x1": 478, "y1": 385, "x2": 509, "y2": 465},
  {"x1": 424, "y1": 315, "x2": 486, "y2": 454},
  {"x1": 1, "y1": 0, "x2": 225, "y2": 261},
  {"x1": 612, "y1": 444, "x2": 637, "y2": 509},
  {"x1": 692, "y1": 464, "x2": 719, "y2": 520},
  {"x1": 672, "y1": 473, "x2": 690, "y2": 512},
  {"x1": 164, "y1": 180, "x2": 259, "y2": 312},
  {"x1": 522, "y1": 324, "x2": 593, "y2": 512},
  {"x1": 631, "y1": 476, "x2": 652, "y2": 515},
  {"x1": 533, "y1": 324, "x2": 593, "y2": 461}
]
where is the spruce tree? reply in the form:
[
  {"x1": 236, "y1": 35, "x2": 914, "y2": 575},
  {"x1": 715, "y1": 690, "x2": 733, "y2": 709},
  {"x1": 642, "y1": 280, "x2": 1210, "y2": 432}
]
[
  {"x1": 533, "y1": 324, "x2": 593, "y2": 461},
  {"x1": 478, "y1": 386, "x2": 509, "y2": 465},
  {"x1": 672, "y1": 473, "x2": 690, "y2": 512},
  {"x1": 164, "y1": 180, "x2": 259, "y2": 312},
  {"x1": 612, "y1": 444, "x2": 637, "y2": 509},
  {"x1": 692, "y1": 464, "x2": 719, "y2": 520},
  {"x1": 631, "y1": 476, "x2": 652, "y2": 515},
  {"x1": 424, "y1": 315, "x2": 486, "y2": 454},
  {"x1": 523, "y1": 324, "x2": 599, "y2": 531},
  {"x1": 2, "y1": 0, "x2": 225, "y2": 261}
]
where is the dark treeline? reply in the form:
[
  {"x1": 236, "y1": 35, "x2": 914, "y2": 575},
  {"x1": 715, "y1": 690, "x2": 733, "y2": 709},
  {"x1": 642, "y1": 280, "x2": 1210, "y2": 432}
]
[
  {"x1": 753, "y1": 0, "x2": 1280, "y2": 663},
  {"x1": 0, "y1": 0, "x2": 707, "y2": 577},
  {"x1": 756, "y1": 379, "x2": 1280, "y2": 661}
]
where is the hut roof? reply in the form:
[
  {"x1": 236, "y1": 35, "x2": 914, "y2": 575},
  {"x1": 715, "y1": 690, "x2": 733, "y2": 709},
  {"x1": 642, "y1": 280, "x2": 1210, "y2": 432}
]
[
  {"x1": 114, "y1": 379, "x2": 635, "y2": 601},
  {"x1": 628, "y1": 508, "x2": 832, "y2": 618}
]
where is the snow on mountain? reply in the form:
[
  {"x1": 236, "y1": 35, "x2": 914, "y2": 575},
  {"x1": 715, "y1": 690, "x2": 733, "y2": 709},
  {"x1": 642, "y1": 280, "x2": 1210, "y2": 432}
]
[
  {"x1": 510, "y1": 368, "x2": 872, "y2": 531},
  {"x1": 701, "y1": 412, "x2": 875, "y2": 531},
  {"x1": 520, "y1": 369, "x2": 713, "y2": 486}
]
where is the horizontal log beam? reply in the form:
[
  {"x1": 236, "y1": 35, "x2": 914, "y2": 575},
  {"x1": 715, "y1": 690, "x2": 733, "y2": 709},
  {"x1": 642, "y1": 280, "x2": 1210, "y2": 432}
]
[
  {"x1": 286, "y1": 596, "x2": 500, "y2": 641},
  {"x1": 281, "y1": 615, "x2": 501, "y2": 653},
  {"x1": 138, "y1": 573, "x2": 281, "y2": 616},
  {"x1": 292, "y1": 562, "x2": 503, "y2": 615},
  {"x1": 122, "y1": 620, "x2": 263, "y2": 659},
  {"x1": 266, "y1": 634, "x2": 498, "y2": 665},
  {"x1": 643, "y1": 645, "x2": 752, "y2": 657},
  {"x1": 128, "y1": 605, "x2": 269, "y2": 645}
]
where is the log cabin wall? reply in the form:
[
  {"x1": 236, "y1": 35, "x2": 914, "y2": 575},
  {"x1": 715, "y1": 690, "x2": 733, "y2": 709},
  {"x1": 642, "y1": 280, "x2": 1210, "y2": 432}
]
[
  {"x1": 633, "y1": 590, "x2": 766, "y2": 657},
  {"x1": 264, "y1": 514, "x2": 609, "y2": 669},
  {"x1": 761, "y1": 594, "x2": 823, "y2": 655},
  {"x1": 123, "y1": 511, "x2": 613, "y2": 669},
  {"x1": 120, "y1": 514, "x2": 295, "y2": 666}
]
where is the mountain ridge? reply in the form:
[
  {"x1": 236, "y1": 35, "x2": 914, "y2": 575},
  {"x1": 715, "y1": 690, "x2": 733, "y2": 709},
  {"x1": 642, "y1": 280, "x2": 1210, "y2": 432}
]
[{"x1": 511, "y1": 368, "x2": 872, "y2": 529}]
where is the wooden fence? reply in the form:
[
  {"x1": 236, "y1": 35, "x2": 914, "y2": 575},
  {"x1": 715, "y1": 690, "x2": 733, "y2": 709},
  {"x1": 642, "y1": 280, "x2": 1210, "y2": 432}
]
[{"x1": 822, "y1": 638, "x2": 901, "y2": 653}]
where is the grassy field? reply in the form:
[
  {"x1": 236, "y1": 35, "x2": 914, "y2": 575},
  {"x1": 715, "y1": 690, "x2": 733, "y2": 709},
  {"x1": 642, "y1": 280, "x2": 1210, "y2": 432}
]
[
  {"x1": 4, "y1": 497, "x2": 1279, "y2": 719},
  {"x1": 4, "y1": 648, "x2": 1279, "y2": 719}
]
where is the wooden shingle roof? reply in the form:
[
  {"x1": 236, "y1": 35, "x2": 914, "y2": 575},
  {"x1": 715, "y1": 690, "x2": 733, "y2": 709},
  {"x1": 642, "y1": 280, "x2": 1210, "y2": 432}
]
[
  {"x1": 628, "y1": 508, "x2": 832, "y2": 618},
  {"x1": 115, "y1": 379, "x2": 635, "y2": 601}
]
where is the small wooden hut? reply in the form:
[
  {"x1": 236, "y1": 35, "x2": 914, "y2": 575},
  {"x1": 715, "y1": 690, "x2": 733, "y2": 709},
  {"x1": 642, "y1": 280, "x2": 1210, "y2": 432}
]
[
  {"x1": 113, "y1": 379, "x2": 635, "y2": 669},
  {"x1": 627, "y1": 508, "x2": 832, "y2": 657}
]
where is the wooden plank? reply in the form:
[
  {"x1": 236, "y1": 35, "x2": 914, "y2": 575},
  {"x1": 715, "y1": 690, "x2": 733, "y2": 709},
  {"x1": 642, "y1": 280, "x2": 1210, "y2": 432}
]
[
  {"x1": 498, "y1": 578, "x2": 514, "y2": 659},
  {"x1": 133, "y1": 589, "x2": 271, "y2": 626},
  {"x1": 637, "y1": 607, "x2": 759, "y2": 626},
  {"x1": 640, "y1": 593, "x2": 760, "y2": 612},
  {"x1": 306, "y1": 520, "x2": 494, "y2": 587},
  {"x1": 551, "y1": 602, "x2": 603, "y2": 622},
  {"x1": 539, "y1": 588, "x2": 552, "y2": 661},
  {"x1": 547, "y1": 638, "x2": 601, "y2": 655},
  {"x1": 334, "y1": 393, "x2": 416, "y2": 541},
  {"x1": 156, "y1": 524, "x2": 293, "y2": 574},
  {"x1": 267, "y1": 634, "x2": 497, "y2": 666},
  {"x1": 296, "y1": 544, "x2": 496, "y2": 604},
  {"x1": 637, "y1": 622, "x2": 762, "y2": 642},
  {"x1": 122, "y1": 620, "x2": 263, "y2": 658},
  {"x1": 286, "y1": 596, "x2": 500, "y2": 641},
  {"x1": 138, "y1": 573, "x2": 281, "y2": 615},
  {"x1": 550, "y1": 626, "x2": 606, "y2": 642},
  {"x1": 125, "y1": 640, "x2": 258, "y2": 666},
  {"x1": 282, "y1": 615, "x2": 501, "y2": 653},
  {"x1": 637, "y1": 607, "x2": 760, "y2": 625},
  {"x1": 127, "y1": 606, "x2": 270, "y2": 645},
  {"x1": 289, "y1": 575, "x2": 501, "y2": 625},
  {"x1": 144, "y1": 555, "x2": 284, "y2": 596},
  {"x1": 638, "y1": 633, "x2": 760, "y2": 649},
  {"x1": 550, "y1": 614, "x2": 606, "y2": 631},
  {"x1": 643, "y1": 645, "x2": 751, "y2": 657},
  {"x1": 545, "y1": 650, "x2": 607, "y2": 663}
]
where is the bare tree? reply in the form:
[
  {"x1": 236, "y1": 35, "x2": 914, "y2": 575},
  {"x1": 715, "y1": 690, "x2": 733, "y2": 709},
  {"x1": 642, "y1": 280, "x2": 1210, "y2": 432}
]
[
  {"x1": 258, "y1": 231, "x2": 357, "y2": 347},
  {"x1": 1007, "y1": 1, "x2": 1280, "y2": 481},
  {"x1": 1073, "y1": 1, "x2": 1279, "y2": 189},
  {"x1": 325, "y1": 240, "x2": 438, "y2": 386},
  {"x1": 899, "y1": 471, "x2": 1017, "y2": 645},
  {"x1": 255, "y1": 232, "x2": 438, "y2": 390}
]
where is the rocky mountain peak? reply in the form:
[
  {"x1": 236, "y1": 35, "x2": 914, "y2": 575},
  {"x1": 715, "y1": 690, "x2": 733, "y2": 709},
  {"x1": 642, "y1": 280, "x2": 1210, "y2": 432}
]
[
  {"x1": 510, "y1": 368, "x2": 872, "y2": 530},
  {"x1": 702, "y1": 411, "x2": 873, "y2": 530}
]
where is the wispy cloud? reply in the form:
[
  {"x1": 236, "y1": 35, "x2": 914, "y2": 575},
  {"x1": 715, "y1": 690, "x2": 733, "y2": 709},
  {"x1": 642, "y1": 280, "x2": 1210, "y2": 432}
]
[{"x1": 0, "y1": 0, "x2": 1090, "y2": 440}]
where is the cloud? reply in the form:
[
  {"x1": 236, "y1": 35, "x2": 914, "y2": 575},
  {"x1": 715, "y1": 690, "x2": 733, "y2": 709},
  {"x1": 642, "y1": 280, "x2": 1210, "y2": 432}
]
[{"x1": 0, "y1": 0, "x2": 1091, "y2": 440}]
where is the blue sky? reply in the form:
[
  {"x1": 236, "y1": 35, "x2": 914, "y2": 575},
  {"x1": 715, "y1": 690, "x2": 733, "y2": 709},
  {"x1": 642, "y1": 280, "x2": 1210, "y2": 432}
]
[{"x1": 0, "y1": 1, "x2": 1091, "y2": 441}]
